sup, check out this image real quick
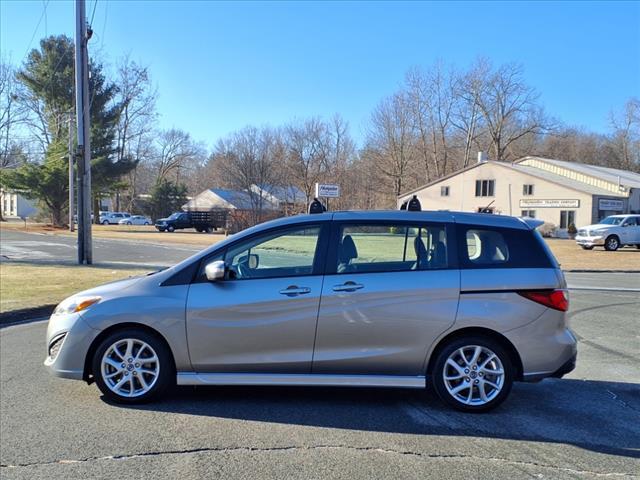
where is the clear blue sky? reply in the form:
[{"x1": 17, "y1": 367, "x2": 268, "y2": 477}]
[{"x1": 2, "y1": 0, "x2": 639, "y2": 147}]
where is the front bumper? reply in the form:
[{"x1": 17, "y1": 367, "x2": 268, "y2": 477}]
[
  {"x1": 44, "y1": 312, "x2": 100, "y2": 381},
  {"x1": 575, "y1": 235, "x2": 604, "y2": 247}
]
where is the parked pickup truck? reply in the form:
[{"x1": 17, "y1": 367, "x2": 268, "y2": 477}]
[
  {"x1": 155, "y1": 211, "x2": 227, "y2": 233},
  {"x1": 575, "y1": 214, "x2": 640, "y2": 251}
]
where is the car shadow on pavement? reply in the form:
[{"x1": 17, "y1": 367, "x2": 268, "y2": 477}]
[{"x1": 111, "y1": 377, "x2": 640, "y2": 460}]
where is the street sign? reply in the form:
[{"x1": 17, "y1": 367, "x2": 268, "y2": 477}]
[{"x1": 315, "y1": 183, "x2": 340, "y2": 198}]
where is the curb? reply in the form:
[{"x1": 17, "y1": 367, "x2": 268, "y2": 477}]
[{"x1": 564, "y1": 270, "x2": 640, "y2": 273}]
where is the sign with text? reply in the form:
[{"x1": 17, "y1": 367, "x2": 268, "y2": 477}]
[
  {"x1": 315, "y1": 183, "x2": 340, "y2": 198},
  {"x1": 598, "y1": 199, "x2": 624, "y2": 211},
  {"x1": 519, "y1": 199, "x2": 580, "y2": 208}
]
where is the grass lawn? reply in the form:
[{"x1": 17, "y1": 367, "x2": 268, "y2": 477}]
[
  {"x1": 0, "y1": 221, "x2": 226, "y2": 247},
  {"x1": 0, "y1": 263, "x2": 152, "y2": 314}
]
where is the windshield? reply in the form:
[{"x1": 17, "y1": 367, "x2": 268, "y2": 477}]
[
  {"x1": 599, "y1": 216, "x2": 624, "y2": 225},
  {"x1": 168, "y1": 213, "x2": 182, "y2": 220}
]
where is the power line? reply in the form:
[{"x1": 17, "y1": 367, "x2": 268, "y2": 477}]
[
  {"x1": 89, "y1": 0, "x2": 98, "y2": 28},
  {"x1": 21, "y1": 0, "x2": 50, "y2": 63}
]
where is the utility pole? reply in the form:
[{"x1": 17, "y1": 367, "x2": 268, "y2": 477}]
[
  {"x1": 68, "y1": 112, "x2": 74, "y2": 232},
  {"x1": 75, "y1": 0, "x2": 92, "y2": 264}
]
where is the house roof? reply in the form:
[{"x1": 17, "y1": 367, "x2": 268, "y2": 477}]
[
  {"x1": 516, "y1": 156, "x2": 640, "y2": 189},
  {"x1": 399, "y1": 159, "x2": 631, "y2": 199},
  {"x1": 183, "y1": 188, "x2": 279, "y2": 211},
  {"x1": 255, "y1": 184, "x2": 306, "y2": 202}
]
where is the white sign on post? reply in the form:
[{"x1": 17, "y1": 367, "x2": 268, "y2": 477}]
[{"x1": 315, "y1": 183, "x2": 340, "y2": 198}]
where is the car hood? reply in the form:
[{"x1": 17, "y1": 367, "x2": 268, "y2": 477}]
[
  {"x1": 74, "y1": 275, "x2": 145, "y2": 298},
  {"x1": 156, "y1": 218, "x2": 170, "y2": 223},
  {"x1": 583, "y1": 224, "x2": 614, "y2": 231}
]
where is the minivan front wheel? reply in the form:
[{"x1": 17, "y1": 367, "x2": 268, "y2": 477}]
[
  {"x1": 432, "y1": 337, "x2": 514, "y2": 412},
  {"x1": 92, "y1": 329, "x2": 173, "y2": 404}
]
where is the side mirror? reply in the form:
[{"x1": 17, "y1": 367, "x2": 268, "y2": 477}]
[{"x1": 205, "y1": 260, "x2": 225, "y2": 282}]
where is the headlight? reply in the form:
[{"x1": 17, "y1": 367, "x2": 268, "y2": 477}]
[{"x1": 53, "y1": 296, "x2": 101, "y2": 316}]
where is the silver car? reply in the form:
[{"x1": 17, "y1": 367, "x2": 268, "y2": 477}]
[{"x1": 45, "y1": 210, "x2": 577, "y2": 412}]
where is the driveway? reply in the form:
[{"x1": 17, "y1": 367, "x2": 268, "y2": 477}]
[{"x1": 1, "y1": 289, "x2": 638, "y2": 479}]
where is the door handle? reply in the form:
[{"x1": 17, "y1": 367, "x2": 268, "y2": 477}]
[
  {"x1": 279, "y1": 286, "x2": 311, "y2": 296},
  {"x1": 333, "y1": 282, "x2": 364, "y2": 292}
]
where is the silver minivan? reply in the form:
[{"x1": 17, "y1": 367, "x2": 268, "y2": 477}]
[{"x1": 45, "y1": 210, "x2": 577, "y2": 412}]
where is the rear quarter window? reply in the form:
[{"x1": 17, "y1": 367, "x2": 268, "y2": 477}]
[{"x1": 457, "y1": 224, "x2": 554, "y2": 269}]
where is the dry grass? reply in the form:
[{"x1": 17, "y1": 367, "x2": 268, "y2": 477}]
[
  {"x1": 544, "y1": 239, "x2": 640, "y2": 271},
  {"x1": 0, "y1": 221, "x2": 226, "y2": 247},
  {"x1": 0, "y1": 263, "x2": 152, "y2": 313}
]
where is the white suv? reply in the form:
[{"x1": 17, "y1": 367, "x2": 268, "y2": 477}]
[{"x1": 575, "y1": 214, "x2": 640, "y2": 251}]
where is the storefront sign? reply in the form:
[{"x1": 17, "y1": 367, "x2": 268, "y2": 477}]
[
  {"x1": 519, "y1": 199, "x2": 580, "y2": 208},
  {"x1": 598, "y1": 199, "x2": 624, "y2": 211}
]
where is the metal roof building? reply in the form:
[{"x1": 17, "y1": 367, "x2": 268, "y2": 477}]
[{"x1": 398, "y1": 156, "x2": 640, "y2": 234}]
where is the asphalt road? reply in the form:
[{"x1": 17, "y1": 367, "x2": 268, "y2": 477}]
[
  {"x1": 0, "y1": 230, "x2": 201, "y2": 268},
  {"x1": 1, "y1": 290, "x2": 639, "y2": 479},
  {"x1": 2, "y1": 230, "x2": 640, "y2": 290}
]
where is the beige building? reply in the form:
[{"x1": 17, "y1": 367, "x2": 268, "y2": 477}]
[{"x1": 398, "y1": 156, "x2": 640, "y2": 235}]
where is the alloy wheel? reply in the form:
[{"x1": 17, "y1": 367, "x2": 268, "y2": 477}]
[
  {"x1": 443, "y1": 345, "x2": 505, "y2": 406},
  {"x1": 101, "y1": 338, "x2": 160, "y2": 398}
]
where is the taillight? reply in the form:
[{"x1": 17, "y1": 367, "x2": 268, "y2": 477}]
[{"x1": 518, "y1": 289, "x2": 569, "y2": 312}]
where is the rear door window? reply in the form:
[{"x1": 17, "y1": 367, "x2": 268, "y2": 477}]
[
  {"x1": 457, "y1": 225, "x2": 553, "y2": 269},
  {"x1": 335, "y1": 223, "x2": 449, "y2": 274}
]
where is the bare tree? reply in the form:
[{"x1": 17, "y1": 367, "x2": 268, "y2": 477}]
[
  {"x1": 285, "y1": 118, "x2": 333, "y2": 202},
  {"x1": 113, "y1": 57, "x2": 158, "y2": 210},
  {"x1": 213, "y1": 126, "x2": 282, "y2": 224},
  {"x1": 406, "y1": 62, "x2": 456, "y2": 180},
  {"x1": 154, "y1": 128, "x2": 201, "y2": 182},
  {"x1": 472, "y1": 61, "x2": 553, "y2": 161},
  {"x1": 366, "y1": 93, "x2": 417, "y2": 200},
  {"x1": 606, "y1": 97, "x2": 640, "y2": 172},
  {"x1": 0, "y1": 59, "x2": 28, "y2": 168}
]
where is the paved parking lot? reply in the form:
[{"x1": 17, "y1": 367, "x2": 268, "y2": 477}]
[{"x1": 1, "y1": 289, "x2": 638, "y2": 479}]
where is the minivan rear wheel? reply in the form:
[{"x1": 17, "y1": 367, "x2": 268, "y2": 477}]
[
  {"x1": 92, "y1": 329, "x2": 173, "y2": 404},
  {"x1": 432, "y1": 337, "x2": 514, "y2": 412}
]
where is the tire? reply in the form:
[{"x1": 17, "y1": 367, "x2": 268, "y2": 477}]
[
  {"x1": 581, "y1": 245, "x2": 594, "y2": 250},
  {"x1": 92, "y1": 328, "x2": 174, "y2": 404},
  {"x1": 431, "y1": 336, "x2": 514, "y2": 412},
  {"x1": 144, "y1": 222, "x2": 150, "y2": 225},
  {"x1": 195, "y1": 227, "x2": 203, "y2": 233},
  {"x1": 102, "y1": 220, "x2": 109, "y2": 225},
  {"x1": 166, "y1": 225, "x2": 175, "y2": 233},
  {"x1": 126, "y1": 221, "x2": 132, "y2": 225},
  {"x1": 604, "y1": 235, "x2": 620, "y2": 251},
  {"x1": 205, "y1": 227, "x2": 213, "y2": 233},
  {"x1": 636, "y1": 245, "x2": 640, "y2": 250}
]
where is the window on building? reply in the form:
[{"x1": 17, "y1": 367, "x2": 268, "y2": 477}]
[
  {"x1": 521, "y1": 210, "x2": 536, "y2": 218},
  {"x1": 522, "y1": 184, "x2": 534, "y2": 196},
  {"x1": 560, "y1": 210, "x2": 576, "y2": 229},
  {"x1": 475, "y1": 180, "x2": 495, "y2": 197},
  {"x1": 440, "y1": 186, "x2": 450, "y2": 197}
]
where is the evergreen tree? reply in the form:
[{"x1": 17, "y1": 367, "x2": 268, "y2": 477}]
[
  {"x1": 0, "y1": 140, "x2": 68, "y2": 224},
  {"x1": 3, "y1": 35, "x2": 136, "y2": 225},
  {"x1": 148, "y1": 179, "x2": 187, "y2": 220}
]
